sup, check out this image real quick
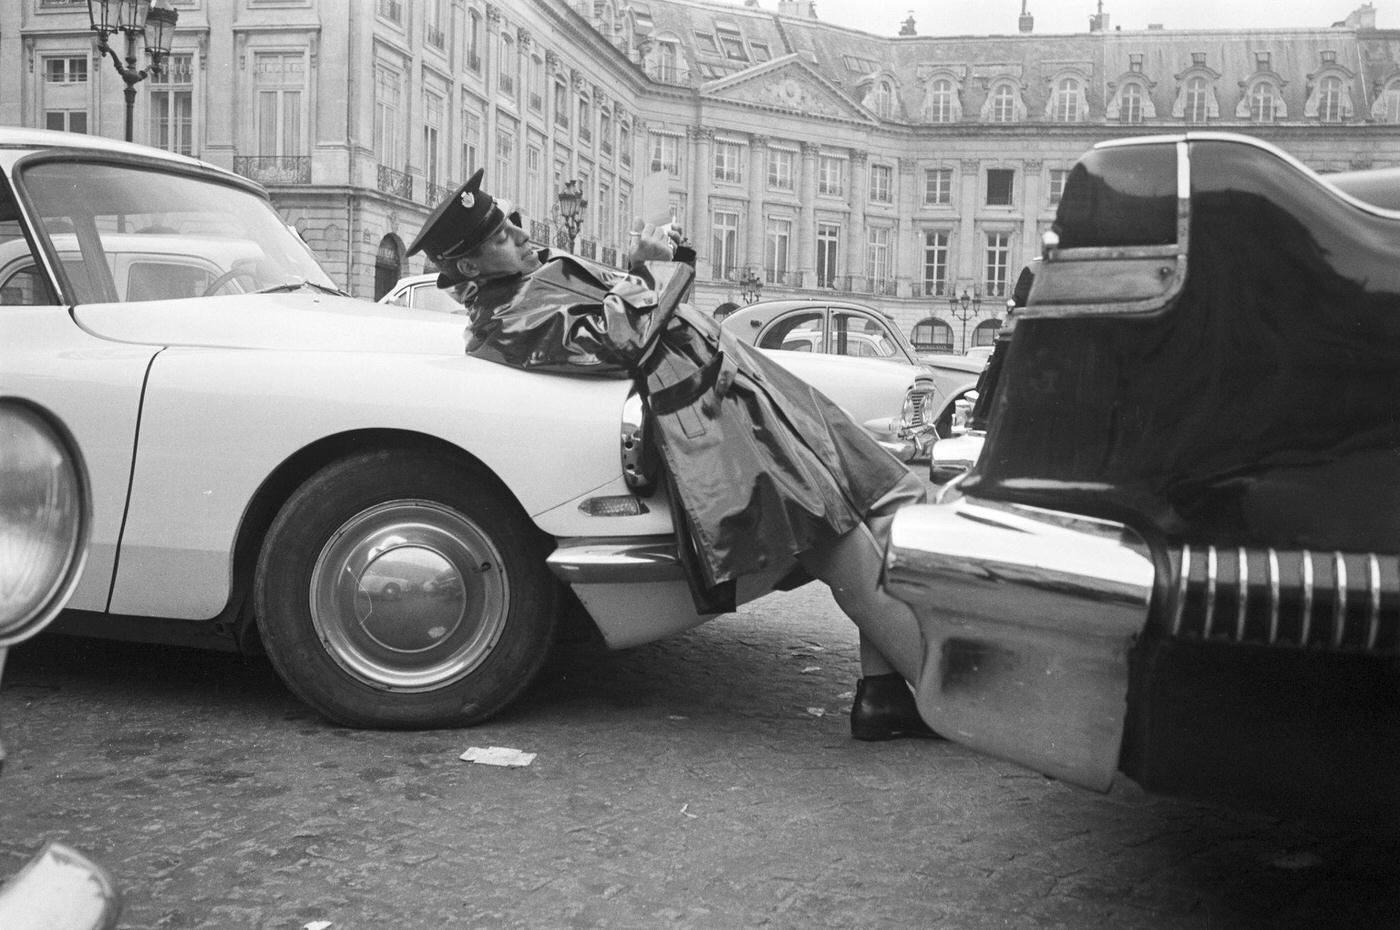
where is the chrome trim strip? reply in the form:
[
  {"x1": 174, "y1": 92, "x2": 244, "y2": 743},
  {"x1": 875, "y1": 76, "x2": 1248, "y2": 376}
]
[
  {"x1": 546, "y1": 538, "x2": 685, "y2": 585},
  {"x1": 1333, "y1": 551, "x2": 1348, "y2": 649},
  {"x1": 1268, "y1": 549, "x2": 1281, "y2": 644},
  {"x1": 1301, "y1": 550, "x2": 1314, "y2": 645},
  {"x1": 1171, "y1": 545, "x2": 1191, "y2": 636},
  {"x1": 1236, "y1": 547, "x2": 1248, "y2": 642},
  {"x1": 1369, "y1": 555, "x2": 1382, "y2": 650},
  {"x1": 1203, "y1": 545, "x2": 1218, "y2": 637}
]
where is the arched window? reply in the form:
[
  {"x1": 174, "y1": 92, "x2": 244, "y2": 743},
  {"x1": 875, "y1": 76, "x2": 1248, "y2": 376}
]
[
  {"x1": 971, "y1": 318, "x2": 1001, "y2": 348},
  {"x1": 1318, "y1": 75, "x2": 1344, "y2": 122},
  {"x1": 656, "y1": 39, "x2": 679, "y2": 82},
  {"x1": 499, "y1": 33, "x2": 516, "y2": 96},
  {"x1": 1249, "y1": 81, "x2": 1279, "y2": 122},
  {"x1": 1120, "y1": 83, "x2": 1143, "y2": 123},
  {"x1": 1185, "y1": 77, "x2": 1211, "y2": 123},
  {"x1": 923, "y1": 77, "x2": 959, "y2": 123},
  {"x1": 1372, "y1": 79, "x2": 1400, "y2": 122},
  {"x1": 1052, "y1": 77, "x2": 1081, "y2": 121},
  {"x1": 989, "y1": 82, "x2": 1017, "y2": 123},
  {"x1": 374, "y1": 233, "x2": 404, "y2": 301},
  {"x1": 911, "y1": 317, "x2": 953, "y2": 353},
  {"x1": 874, "y1": 80, "x2": 894, "y2": 118}
]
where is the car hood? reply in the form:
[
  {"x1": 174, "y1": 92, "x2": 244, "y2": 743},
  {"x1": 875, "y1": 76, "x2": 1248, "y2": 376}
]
[
  {"x1": 72, "y1": 292, "x2": 468, "y2": 354},
  {"x1": 916, "y1": 352, "x2": 985, "y2": 374}
]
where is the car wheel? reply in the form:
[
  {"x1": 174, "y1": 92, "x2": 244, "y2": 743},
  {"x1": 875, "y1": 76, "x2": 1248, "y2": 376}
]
[{"x1": 254, "y1": 450, "x2": 560, "y2": 729}]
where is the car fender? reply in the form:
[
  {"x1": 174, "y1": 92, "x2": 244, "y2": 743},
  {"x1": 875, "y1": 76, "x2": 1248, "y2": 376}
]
[
  {"x1": 110, "y1": 346, "x2": 664, "y2": 619},
  {"x1": 755, "y1": 348, "x2": 929, "y2": 426}
]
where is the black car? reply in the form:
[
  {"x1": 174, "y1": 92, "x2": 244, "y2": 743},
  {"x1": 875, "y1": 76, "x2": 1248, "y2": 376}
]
[{"x1": 883, "y1": 132, "x2": 1400, "y2": 823}]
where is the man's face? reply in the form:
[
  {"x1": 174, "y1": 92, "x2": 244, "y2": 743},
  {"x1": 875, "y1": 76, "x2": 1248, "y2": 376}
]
[{"x1": 459, "y1": 220, "x2": 541, "y2": 279}]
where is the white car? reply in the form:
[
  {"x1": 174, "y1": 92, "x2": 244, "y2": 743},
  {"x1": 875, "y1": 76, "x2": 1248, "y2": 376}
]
[{"x1": 0, "y1": 128, "x2": 918, "y2": 730}]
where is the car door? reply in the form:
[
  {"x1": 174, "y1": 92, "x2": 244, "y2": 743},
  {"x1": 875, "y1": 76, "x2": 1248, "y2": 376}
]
[{"x1": 0, "y1": 171, "x2": 157, "y2": 615}]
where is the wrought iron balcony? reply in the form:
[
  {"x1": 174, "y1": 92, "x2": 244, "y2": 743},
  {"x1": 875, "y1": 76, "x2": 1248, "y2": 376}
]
[
  {"x1": 233, "y1": 156, "x2": 311, "y2": 185},
  {"x1": 499, "y1": 74, "x2": 514, "y2": 96},
  {"x1": 426, "y1": 27, "x2": 445, "y2": 50},
  {"x1": 425, "y1": 182, "x2": 453, "y2": 206},
  {"x1": 377, "y1": 164, "x2": 413, "y2": 199},
  {"x1": 602, "y1": 246, "x2": 619, "y2": 267},
  {"x1": 577, "y1": 238, "x2": 597, "y2": 259},
  {"x1": 529, "y1": 219, "x2": 552, "y2": 245},
  {"x1": 377, "y1": 0, "x2": 402, "y2": 23}
]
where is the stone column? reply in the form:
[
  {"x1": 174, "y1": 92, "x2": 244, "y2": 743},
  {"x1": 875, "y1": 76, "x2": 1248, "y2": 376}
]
[
  {"x1": 1020, "y1": 158, "x2": 1043, "y2": 270},
  {"x1": 846, "y1": 150, "x2": 868, "y2": 290},
  {"x1": 747, "y1": 135, "x2": 768, "y2": 276},
  {"x1": 958, "y1": 157, "x2": 981, "y2": 291},
  {"x1": 797, "y1": 141, "x2": 818, "y2": 288},
  {"x1": 688, "y1": 126, "x2": 714, "y2": 280},
  {"x1": 897, "y1": 157, "x2": 920, "y2": 299}
]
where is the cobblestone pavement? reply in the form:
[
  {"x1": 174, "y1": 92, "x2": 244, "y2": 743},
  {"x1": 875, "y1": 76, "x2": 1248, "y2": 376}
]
[{"x1": 1, "y1": 584, "x2": 1397, "y2": 930}]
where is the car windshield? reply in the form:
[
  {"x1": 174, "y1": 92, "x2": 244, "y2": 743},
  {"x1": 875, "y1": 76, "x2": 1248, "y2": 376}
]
[{"x1": 15, "y1": 160, "x2": 337, "y2": 303}]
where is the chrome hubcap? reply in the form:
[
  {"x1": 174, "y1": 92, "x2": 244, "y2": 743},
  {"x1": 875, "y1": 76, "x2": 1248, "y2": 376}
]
[{"x1": 309, "y1": 500, "x2": 508, "y2": 691}]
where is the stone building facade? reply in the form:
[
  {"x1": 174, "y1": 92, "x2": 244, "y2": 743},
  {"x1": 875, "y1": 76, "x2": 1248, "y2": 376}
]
[{"x1": 2, "y1": 0, "x2": 1397, "y2": 350}]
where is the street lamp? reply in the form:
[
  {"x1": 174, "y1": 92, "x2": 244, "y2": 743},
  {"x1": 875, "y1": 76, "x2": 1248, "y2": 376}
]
[
  {"x1": 948, "y1": 286, "x2": 982, "y2": 354},
  {"x1": 553, "y1": 179, "x2": 587, "y2": 250},
  {"x1": 88, "y1": 0, "x2": 179, "y2": 143},
  {"x1": 738, "y1": 266, "x2": 763, "y2": 304}
]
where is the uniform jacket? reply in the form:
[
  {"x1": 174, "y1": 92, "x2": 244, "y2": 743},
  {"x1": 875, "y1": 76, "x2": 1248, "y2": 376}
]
[{"x1": 457, "y1": 251, "x2": 913, "y2": 612}]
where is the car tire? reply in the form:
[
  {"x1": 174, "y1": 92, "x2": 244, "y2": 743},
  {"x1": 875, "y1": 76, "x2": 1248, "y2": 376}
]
[{"x1": 254, "y1": 449, "x2": 560, "y2": 729}]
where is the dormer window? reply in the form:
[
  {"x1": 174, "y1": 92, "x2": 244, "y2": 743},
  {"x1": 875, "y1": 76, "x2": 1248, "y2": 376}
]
[{"x1": 1129, "y1": 53, "x2": 1144, "y2": 72}]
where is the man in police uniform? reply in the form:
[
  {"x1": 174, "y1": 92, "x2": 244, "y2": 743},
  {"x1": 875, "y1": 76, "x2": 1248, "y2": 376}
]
[{"x1": 409, "y1": 169, "x2": 939, "y2": 741}]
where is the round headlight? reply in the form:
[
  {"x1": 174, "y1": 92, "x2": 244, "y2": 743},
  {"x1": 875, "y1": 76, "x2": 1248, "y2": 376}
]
[{"x1": 0, "y1": 399, "x2": 89, "y2": 647}]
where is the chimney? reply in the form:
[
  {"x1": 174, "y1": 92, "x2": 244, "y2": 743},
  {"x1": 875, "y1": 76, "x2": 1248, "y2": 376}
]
[
  {"x1": 1019, "y1": 0, "x2": 1034, "y2": 32},
  {"x1": 1345, "y1": 3, "x2": 1377, "y2": 29},
  {"x1": 1089, "y1": 0, "x2": 1109, "y2": 32},
  {"x1": 778, "y1": 0, "x2": 818, "y2": 18}
]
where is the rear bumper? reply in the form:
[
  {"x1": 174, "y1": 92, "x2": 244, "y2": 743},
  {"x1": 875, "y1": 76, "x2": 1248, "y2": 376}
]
[
  {"x1": 885, "y1": 496, "x2": 1400, "y2": 821},
  {"x1": 884, "y1": 496, "x2": 1155, "y2": 791}
]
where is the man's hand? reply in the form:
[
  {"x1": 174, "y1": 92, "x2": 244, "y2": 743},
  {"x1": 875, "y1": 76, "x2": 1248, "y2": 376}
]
[{"x1": 624, "y1": 217, "x2": 682, "y2": 264}]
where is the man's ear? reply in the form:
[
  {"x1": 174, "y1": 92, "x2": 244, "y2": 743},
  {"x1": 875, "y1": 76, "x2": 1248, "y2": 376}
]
[{"x1": 455, "y1": 256, "x2": 479, "y2": 278}]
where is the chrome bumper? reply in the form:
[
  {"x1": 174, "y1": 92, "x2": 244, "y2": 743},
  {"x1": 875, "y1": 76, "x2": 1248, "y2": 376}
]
[
  {"x1": 928, "y1": 431, "x2": 984, "y2": 483},
  {"x1": 883, "y1": 496, "x2": 1156, "y2": 791},
  {"x1": 547, "y1": 537, "x2": 796, "y2": 649}
]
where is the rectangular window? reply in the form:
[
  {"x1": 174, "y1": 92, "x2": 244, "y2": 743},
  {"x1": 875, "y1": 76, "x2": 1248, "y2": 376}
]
[
  {"x1": 816, "y1": 222, "x2": 840, "y2": 287},
  {"x1": 924, "y1": 167, "x2": 952, "y2": 205},
  {"x1": 149, "y1": 53, "x2": 194, "y2": 156},
  {"x1": 750, "y1": 41, "x2": 771, "y2": 62},
  {"x1": 466, "y1": 10, "x2": 482, "y2": 72},
  {"x1": 44, "y1": 110, "x2": 87, "y2": 134},
  {"x1": 818, "y1": 155, "x2": 844, "y2": 196},
  {"x1": 923, "y1": 230, "x2": 949, "y2": 296},
  {"x1": 869, "y1": 164, "x2": 893, "y2": 203},
  {"x1": 986, "y1": 168, "x2": 1014, "y2": 207},
  {"x1": 599, "y1": 177, "x2": 613, "y2": 244},
  {"x1": 44, "y1": 57, "x2": 88, "y2": 84},
  {"x1": 713, "y1": 141, "x2": 743, "y2": 184},
  {"x1": 719, "y1": 35, "x2": 747, "y2": 61},
  {"x1": 528, "y1": 55, "x2": 545, "y2": 112},
  {"x1": 648, "y1": 132, "x2": 681, "y2": 178},
  {"x1": 463, "y1": 108, "x2": 482, "y2": 172},
  {"x1": 259, "y1": 52, "x2": 307, "y2": 159},
  {"x1": 1048, "y1": 168, "x2": 1068, "y2": 205},
  {"x1": 693, "y1": 32, "x2": 720, "y2": 54},
  {"x1": 495, "y1": 123, "x2": 515, "y2": 197},
  {"x1": 527, "y1": 142, "x2": 544, "y2": 221},
  {"x1": 577, "y1": 96, "x2": 592, "y2": 144},
  {"x1": 423, "y1": 91, "x2": 444, "y2": 190},
  {"x1": 765, "y1": 217, "x2": 791, "y2": 283},
  {"x1": 553, "y1": 81, "x2": 570, "y2": 128},
  {"x1": 711, "y1": 209, "x2": 739, "y2": 280},
  {"x1": 426, "y1": 0, "x2": 445, "y2": 49},
  {"x1": 984, "y1": 231, "x2": 1011, "y2": 297},
  {"x1": 767, "y1": 148, "x2": 794, "y2": 190},
  {"x1": 866, "y1": 227, "x2": 891, "y2": 285}
]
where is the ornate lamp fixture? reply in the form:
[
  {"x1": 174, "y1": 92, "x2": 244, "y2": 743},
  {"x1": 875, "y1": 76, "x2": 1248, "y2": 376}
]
[
  {"x1": 554, "y1": 179, "x2": 587, "y2": 250},
  {"x1": 948, "y1": 286, "x2": 983, "y2": 354},
  {"x1": 87, "y1": 0, "x2": 179, "y2": 143}
]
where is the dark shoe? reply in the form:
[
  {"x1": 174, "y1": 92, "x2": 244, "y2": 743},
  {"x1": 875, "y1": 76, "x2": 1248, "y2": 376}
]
[{"x1": 850, "y1": 674, "x2": 943, "y2": 741}]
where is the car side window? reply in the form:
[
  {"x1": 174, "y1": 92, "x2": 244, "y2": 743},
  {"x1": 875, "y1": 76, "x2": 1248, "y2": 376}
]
[
  {"x1": 759, "y1": 310, "x2": 825, "y2": 351},
  {"x1": 0, "y1": 175, "x2": 57, "y2": 306},
  {"x1": 126, "y1": 261, "x2": 217, "y2": 301},
  {"x1": 831, "y1": 310, "x2": 897, "y2": 360}
]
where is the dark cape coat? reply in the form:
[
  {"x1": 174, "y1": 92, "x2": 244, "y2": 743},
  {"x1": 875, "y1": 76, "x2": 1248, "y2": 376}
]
[{"x1": 457, "y1": 251, "x2": 914, "y2": 612}]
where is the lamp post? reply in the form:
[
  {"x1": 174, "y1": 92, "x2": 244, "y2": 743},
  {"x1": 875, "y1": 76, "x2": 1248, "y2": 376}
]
[
  {"x1": 948, "y1": 286, "x2": 982, "y2": 354},
  {"x1": 738, "y1": 265, "x2": 763, "y2": 304},
  {"x1": 553, "y1": 179, "x2": 587, "y2": 250},
  {"x1": 87, "y1": 0, "x2": 179, "y2": 143}
]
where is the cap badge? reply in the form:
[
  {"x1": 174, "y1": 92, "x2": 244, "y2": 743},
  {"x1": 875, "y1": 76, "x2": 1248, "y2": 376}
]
[{"x1": 460, "y1": 190, "x2": 475, "y2": 209}]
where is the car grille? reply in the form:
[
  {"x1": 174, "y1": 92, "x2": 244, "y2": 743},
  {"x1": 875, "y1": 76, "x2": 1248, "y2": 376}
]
[
  {"x1": 906, "y1": 389, "x2": 929, "y2": 428},
  {"x1": 1164, "y1": 544, "x2": 1400, "y2": 654}
]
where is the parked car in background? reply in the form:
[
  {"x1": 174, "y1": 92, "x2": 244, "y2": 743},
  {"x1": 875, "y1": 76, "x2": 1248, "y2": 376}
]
[
  {"x1": 884, "y1": 132, "x2": 1400, "y2": 824},
  {"x1": 383, "y1": 275, "x2": 939, "y2": 463},
  {"x1": 721, "y1": 298, "x2": 983, "y2": 438},
  {"x1": 378, "y1": 271, "x2": 461, "y2": 314},
  {"x1": 3, "y1": 128, "x2": 842, "y2": 732}
]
